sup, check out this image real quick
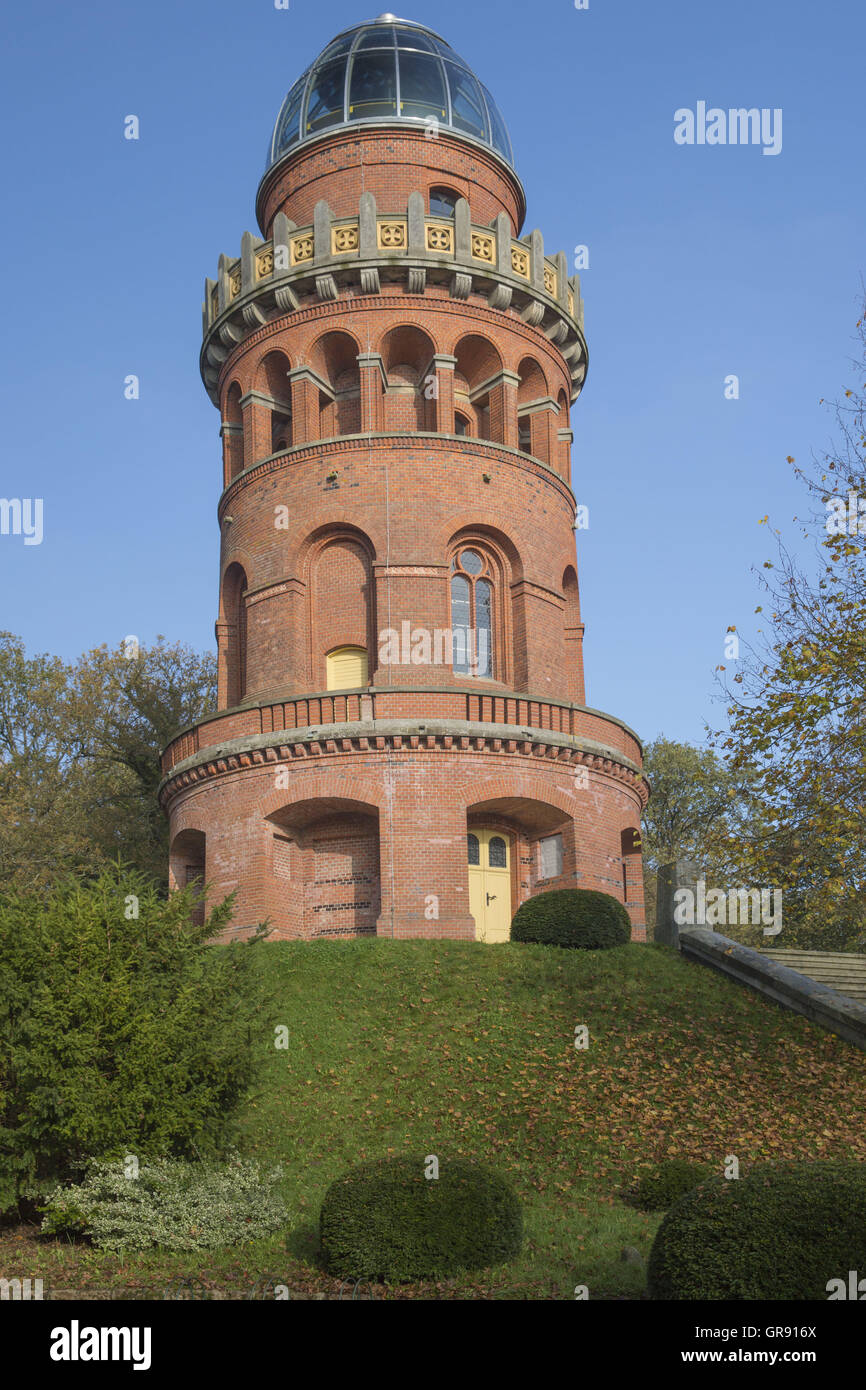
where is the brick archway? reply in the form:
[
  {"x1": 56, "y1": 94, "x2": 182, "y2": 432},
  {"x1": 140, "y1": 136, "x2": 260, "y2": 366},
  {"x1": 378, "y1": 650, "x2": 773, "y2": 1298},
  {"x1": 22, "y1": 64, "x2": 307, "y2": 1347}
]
[{"x1": 266, "y1": 797, "x2": 381, "y2": 939}]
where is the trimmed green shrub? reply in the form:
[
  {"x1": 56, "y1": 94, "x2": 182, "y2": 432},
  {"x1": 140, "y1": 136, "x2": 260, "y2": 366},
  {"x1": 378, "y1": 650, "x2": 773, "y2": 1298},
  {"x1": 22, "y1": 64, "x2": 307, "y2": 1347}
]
[
  {"x1": 647, "y1": 1160, "x2": 866, "y2": 1300},
  {"x1": 319, "y1": 1156, "x2": 522, "y2": 1281},
  {"x1": 0, "y1": 865, "x2": 264, "y2": 1213},
  {"x1": 41, "y1": 1156, "x2": 286, "y2": 1251},
  {"x1": 510, "y1": 888, "x2": 630, "y2": 949},
  {"x1": 628, "y1": 1159, "x2": 713, "y2": 1212}
]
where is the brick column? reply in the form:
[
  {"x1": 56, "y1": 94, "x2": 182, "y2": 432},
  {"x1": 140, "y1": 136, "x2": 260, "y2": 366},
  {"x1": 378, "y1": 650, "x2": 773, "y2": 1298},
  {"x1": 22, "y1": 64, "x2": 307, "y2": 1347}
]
[
  {"x1": 288, "y1": 367, "x2": 325, "y2": 446},
  {"x1": 557, "y1": 425, "x2": 573, "y2": 479},
  {"x1": 221, "y1": 423, "x2": 244, "y2": 486},
  {"x1": 430, "y1": 353, "x2": 457, "y2": 434},
  {"x1": 487, "y1": 369, "x2": 520, "y2": 448},
  {"x1": 376, "y1": 780, "x2": 477, "y2": 939},
  {"x1": 528, "y1": 401, "x2": 558, "y2": 466},
  {"x1": 564, "y1": 622, "x2": 585, "y2": 703},
  {"x1": 357, "y1": 352, "x2": 386, "y2": 433},
  {"x1": 240, "y1": 391, "x2": 273, "y2": 465},
  {"x1": 215, "y1": 617, "x2": 230, "y2": 708}
]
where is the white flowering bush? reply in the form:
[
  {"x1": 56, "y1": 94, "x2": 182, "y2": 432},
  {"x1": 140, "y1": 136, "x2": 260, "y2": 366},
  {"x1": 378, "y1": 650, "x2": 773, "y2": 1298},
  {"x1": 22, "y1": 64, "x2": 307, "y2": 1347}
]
[{"x1": 41, "y1": 1156, "x2": 287, "y2": 1251}]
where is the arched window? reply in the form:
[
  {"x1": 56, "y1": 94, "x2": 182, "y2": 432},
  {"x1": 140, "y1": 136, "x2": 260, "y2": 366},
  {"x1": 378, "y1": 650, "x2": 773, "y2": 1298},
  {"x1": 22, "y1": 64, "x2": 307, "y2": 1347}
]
[
  {"x1": 309, "y1": 332, "x2": 360, "y2": 439},
  {"x1": 429, "y1": 186, "x2": 459, "y2": 217},
  {"x1": 450, "y1": 548, "x2": 493, "y2": 678},
  {"x1": 169, "y1": 829, "x2": 206, "y2": 926},
  {"x1": 488, "y1": 835, "x2": 507, "y2": 868},
  {"x1": 312, "y1": 534, "x2": 374, "y2": 689},
  {"x1": 453, "y1": 335, "x2": 504, "y2": 444},
  {"x1": 249, "y1": 351, "x2": 293, "y2": 462},
  {"x1": 467, "y1": 832, "x2": 480, "y2": 865},
  {"x1": 222, "y1": 563, "x2": 248, "y2": 707},
  {"x1": 223, "y1": 382, "x2": 244, "y2": 483},
  {"x1": 380, "y1": 325, "x2": 436, "y2": 432},
  {"x1": 454, "y1": 412, "x2": 470, "y2": 437}
]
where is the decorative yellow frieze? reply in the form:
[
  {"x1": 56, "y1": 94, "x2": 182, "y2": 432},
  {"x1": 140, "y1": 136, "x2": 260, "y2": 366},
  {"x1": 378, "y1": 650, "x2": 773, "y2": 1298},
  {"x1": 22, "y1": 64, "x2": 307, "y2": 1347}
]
[
  {"x1": 568, "y1": 288, "x2": 575, "y2": 318},
  {"x1": 543, "y1": 265, "x2": 557, "y2": 297},
  {"x1": 511, "y1": 246, "x2": 530, "y2": 279},
  {"x1": 426, "y1": 222, "x2": 454, "y2": 253},
  {"x1": 331, "y1": 224, "x2": 360, "y2": 255},
  {"x1": 290, "y1": 234, "x2": 314, "y2": 265},
  {"x1": 211, "y1": 288, "x2": 220, "y2": 320},
  {"x1": 470, "y1": 231, "x2": 495, "y2": 263},
  {"x1": 255, "y1": 248, "x2": 274, "y2": 280},
  {"x1": 228, "y1": 266, "x2": 241, "y2": 299},
  {"x1": 378, "y1": 220, "x2": 407, "y2": 250}
]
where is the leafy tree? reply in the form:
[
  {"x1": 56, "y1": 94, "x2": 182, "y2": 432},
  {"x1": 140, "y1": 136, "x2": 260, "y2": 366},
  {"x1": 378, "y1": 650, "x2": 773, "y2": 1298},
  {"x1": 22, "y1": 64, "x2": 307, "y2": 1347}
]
[
  {"x1": 0, "y1": 634, "x2": 215, "y2": 891},
  {"x1": 640, "y1": 737, "x2": 756, "y2": 931},
  {"x1": 64, "y1": 638, "x2": 217, "y2": 884},
  {"x1": 0, "y1": 632, "x2": 100, "y2": 885},
  {"x1": 711, "y1": 303, "x2": 866, "y2": 950},
  {"x1": 0, "y1": 866, "x2": 263, "y2": 1214}
]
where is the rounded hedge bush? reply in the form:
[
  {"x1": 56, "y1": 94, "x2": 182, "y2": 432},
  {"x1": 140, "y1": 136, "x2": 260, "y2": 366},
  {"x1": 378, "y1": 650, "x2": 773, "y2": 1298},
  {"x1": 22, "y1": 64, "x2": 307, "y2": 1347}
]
[
  {"x1": 319, "y1": 1156, "x2": 522, "y2": 1281},
  {"x1": 628, "y1": 1159, "x2": 712, "y2": 1212},
  {"x1": 510, "y1": 888, "x2": 630, "y2": 949},
  {"x1": 647, "y1": 1160, "x2": 866, "y2": 1300}
]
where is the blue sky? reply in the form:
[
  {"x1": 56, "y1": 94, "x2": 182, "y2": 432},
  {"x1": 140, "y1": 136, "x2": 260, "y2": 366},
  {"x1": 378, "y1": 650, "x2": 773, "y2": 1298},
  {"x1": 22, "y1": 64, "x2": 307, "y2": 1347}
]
[{"x1": 1, "y1": 0, "x2": 862, "y2": 747}]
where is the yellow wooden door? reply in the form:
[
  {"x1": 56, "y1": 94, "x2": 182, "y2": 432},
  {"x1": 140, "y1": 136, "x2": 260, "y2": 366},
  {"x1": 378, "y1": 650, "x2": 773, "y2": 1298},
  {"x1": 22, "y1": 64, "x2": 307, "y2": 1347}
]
[
  {"x1": 326, "y1": 646, "x2": 368, "y2": 691},
  {"x1": 467, "y1": 830, "x2": 511, "y2": 943}
]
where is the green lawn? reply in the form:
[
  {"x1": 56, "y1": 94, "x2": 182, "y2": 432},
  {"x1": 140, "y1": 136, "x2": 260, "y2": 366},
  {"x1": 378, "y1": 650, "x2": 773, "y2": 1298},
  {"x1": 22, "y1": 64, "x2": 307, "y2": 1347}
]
[{"x1": 7, "y1": 940, "x2": 866, "y2": 1299}]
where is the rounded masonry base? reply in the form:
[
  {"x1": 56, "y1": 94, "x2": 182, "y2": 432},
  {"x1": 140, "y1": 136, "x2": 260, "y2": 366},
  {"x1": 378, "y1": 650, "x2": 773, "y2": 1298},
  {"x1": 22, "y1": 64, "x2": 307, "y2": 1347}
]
[{"x1": 166, "y1": 744, "x2": 646, "y2": 944}]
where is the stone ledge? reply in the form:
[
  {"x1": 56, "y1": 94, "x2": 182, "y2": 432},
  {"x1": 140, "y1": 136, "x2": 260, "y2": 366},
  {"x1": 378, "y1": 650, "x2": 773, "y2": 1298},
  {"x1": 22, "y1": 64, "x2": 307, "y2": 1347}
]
[
  {"x1": 157, "y1": 718, "x2": 647, "y2": 805},
  {"x1": 679, "y1": 927, "x2": 866, "y2": 1052}
]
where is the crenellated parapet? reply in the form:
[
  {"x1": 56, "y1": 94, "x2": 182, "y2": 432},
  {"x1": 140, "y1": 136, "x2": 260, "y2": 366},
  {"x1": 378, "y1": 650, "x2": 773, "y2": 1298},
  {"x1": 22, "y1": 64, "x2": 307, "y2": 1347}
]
[{"x1": 200, "y1": 191, "x2": 586, "y2": 406}]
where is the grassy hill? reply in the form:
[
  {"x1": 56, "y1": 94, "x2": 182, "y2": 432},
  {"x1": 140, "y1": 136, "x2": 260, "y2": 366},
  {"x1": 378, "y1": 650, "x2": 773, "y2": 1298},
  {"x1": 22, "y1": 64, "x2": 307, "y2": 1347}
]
[{"x1": 10, "y1": 940, "x2": 866, "y2": 1299}]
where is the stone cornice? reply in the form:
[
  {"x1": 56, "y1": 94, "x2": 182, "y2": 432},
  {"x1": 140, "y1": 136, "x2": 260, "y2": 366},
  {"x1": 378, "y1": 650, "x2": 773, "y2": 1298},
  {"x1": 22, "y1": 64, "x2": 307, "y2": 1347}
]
[{"x1": 158, "y1": 718, "x2": 649, "y2": 809}]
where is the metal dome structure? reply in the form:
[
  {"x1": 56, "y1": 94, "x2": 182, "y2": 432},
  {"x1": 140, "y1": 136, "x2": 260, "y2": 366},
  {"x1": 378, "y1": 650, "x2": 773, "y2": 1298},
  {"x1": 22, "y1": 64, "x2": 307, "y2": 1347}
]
[{"x1": 266, "y1": 13, "x2": 515, "y2": 172}]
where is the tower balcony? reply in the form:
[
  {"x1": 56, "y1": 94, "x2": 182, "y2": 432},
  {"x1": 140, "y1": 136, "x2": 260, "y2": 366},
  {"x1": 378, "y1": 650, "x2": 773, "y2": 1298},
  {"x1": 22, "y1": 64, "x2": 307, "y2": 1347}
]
[
  {"x1": 201, "y1": 193, "x2": 586, "y2": 406},
  {"x1": 159, "y1": 683, "x2": 645, "y2": 794}
]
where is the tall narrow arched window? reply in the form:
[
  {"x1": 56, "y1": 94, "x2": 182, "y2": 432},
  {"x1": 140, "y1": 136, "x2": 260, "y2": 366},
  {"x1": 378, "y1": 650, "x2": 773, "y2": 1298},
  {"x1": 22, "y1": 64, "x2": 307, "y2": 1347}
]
[
  {"x1": 222, "y1": 563, "x2": 248, "y2": 707},
  {"x1": 450, "y1": 548, "x2": 493, "y2": 677}
]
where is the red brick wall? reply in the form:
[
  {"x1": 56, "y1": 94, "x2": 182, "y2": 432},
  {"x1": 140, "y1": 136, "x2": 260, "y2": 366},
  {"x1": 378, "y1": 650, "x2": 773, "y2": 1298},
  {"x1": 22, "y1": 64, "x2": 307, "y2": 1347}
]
[
  {"x1": 257, "y1": 128, "x2": 525, "y2": 236},
  {"x1": 166, "y1": 745, "x2": 646, "y2": 941}
]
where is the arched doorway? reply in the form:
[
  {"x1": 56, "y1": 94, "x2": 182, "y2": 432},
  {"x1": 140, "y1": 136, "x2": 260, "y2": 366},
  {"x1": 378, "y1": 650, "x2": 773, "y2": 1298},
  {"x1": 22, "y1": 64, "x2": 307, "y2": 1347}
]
[{"x1": 467, "y1": 829, "x2": 511, "y2": 942}]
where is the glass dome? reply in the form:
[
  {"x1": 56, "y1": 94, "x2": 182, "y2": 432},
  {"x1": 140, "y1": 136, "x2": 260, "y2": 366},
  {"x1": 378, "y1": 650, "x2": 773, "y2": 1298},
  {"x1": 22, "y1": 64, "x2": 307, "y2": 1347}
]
[{"x1": 266, "y1": 15, "x2": 514, "y2": 170}]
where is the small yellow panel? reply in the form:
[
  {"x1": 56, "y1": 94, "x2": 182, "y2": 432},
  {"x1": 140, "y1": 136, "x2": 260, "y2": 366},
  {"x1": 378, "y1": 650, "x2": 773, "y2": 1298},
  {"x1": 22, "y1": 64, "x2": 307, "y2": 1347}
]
[
  {"x1": 471, "y1": 232, "x2": 495, "y2": 264},
  {"x1": 426, "y1": 223, "x2": 454, "y2": 253},
  {"x1": 378, "y1": 221, "x2": 407, "y2": 250},
  {"x1": 290, "y1": 234, "x2": 314, "y2": 265},
  {"x1": 331, "y1": 224, "x2": 360, "y2": 255},
  {"x1": 511, "y1": 246, "x2": 530, "y2": 279},
  {"x1": 326, "y1": 646, "x2": 368, "y2": 691}
]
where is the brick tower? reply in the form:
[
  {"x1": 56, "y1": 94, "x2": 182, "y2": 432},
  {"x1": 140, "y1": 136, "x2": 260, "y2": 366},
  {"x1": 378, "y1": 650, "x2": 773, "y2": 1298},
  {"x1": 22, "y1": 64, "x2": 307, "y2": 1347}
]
[{"x1": 160, "y1": 14, "x2": 648, "y2": 941}]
